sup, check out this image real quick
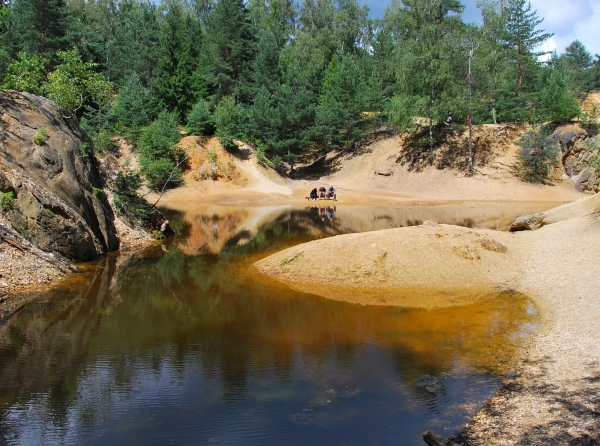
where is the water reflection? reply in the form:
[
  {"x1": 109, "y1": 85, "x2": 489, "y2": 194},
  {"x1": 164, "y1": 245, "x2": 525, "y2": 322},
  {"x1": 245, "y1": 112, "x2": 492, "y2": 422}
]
[{"x1": 0, "y1": 203, "x2": 546, "y2": 445}]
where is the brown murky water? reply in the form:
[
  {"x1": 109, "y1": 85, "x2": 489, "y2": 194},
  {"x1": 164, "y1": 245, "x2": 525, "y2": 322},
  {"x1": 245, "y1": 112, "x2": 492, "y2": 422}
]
[{"x1": 0, "y1": 203, "x2": 547, "y2": 445}]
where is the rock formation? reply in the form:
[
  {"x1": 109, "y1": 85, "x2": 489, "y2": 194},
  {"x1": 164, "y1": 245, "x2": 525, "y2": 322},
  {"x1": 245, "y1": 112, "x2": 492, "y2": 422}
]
[{"x1": 0, "y1": 90, "x2": 119, "y2": 261}]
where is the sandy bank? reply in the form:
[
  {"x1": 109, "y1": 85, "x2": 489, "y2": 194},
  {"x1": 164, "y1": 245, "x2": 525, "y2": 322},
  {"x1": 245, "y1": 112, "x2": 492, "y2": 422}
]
[{"x1": 255, "y1": 193, "x2": 600, "y2": 443}]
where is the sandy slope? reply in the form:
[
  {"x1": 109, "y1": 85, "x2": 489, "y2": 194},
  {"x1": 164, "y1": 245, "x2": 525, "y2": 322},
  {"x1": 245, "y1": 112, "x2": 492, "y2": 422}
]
[{"x1": 150, "y1": 131, "x2": 585, "y2": 206}]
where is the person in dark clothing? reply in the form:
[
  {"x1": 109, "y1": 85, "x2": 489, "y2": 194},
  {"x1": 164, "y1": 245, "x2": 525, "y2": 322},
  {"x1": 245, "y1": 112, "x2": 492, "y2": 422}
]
[{"x1": 310, "y1": 188, "x2": 318, "y2": 200}]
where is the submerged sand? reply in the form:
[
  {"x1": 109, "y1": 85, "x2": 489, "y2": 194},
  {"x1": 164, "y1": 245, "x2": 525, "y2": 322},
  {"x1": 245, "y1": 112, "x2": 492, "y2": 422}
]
[{"x1": 256, "y1": 194, "x2": 600, "y2": 444}]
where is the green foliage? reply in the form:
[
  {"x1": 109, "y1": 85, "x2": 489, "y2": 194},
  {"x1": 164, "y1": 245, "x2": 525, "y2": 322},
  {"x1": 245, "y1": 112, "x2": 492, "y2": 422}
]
[
  {"x1": 137, "y1": 111, "x2": 184, "y2": 190},
  {"x1": 157, "y1": 2, "x2": 206, "y2": 117},
  {"x1": 138, "y1": 110, "x2": 181, "y2": 160},
  {"x1": 0, "y1": 191, "x2": 14, "y2": 210},
  {"x1": 316, "y1": 53, "x2": 370, "y2": 149},
  {"x1": 92, "y1": 129, "x2": 116, "y2": 153},
  {"x1": 501, "y1": 0, "x2": 553, "y2": 95},
  {"x1": 112, "y1": 169, "x2": 155, "y2": 224},
  {"x1": 213, "y1": 96, "x2": 245, "y2": 148},
  {"x1": 539, "y1": 71, "x2": 580, "y2": 123},
  {"x1": 388, "y1": 0, "x2": 464, "y2": 148},
  {"x1": 112, "y1": 72, "x2": 155, "y2": 129},
  {"x1": 141, "y1": 157, "x2": 184, "y2": 190},
  {"x1": 514, "y1": 126, "x2": 559, "y2": 183},
  {"x1": 1, "y1": 0, "x2": 593, "y2": 180},
  {"x1": 204, "y1": 0, "x2": 256, "y2": 104},
  {"x1": 579, "y1": 105, "x2": 599, "y2": 135},
  {"x1": 32, "y1": 126, "x2": 48, "y2": 145},
  {"x1": 560, "y1": 40, "x2": 593, "y2": 91},
  {"x1": 2, "y1": 52, "x2": 48, "y2": 94},
  {"x1": 45, "y1": 48, "x2": 113, "y2": 117},
  {"x1": 186, "y1": 99, "x2": 214, "y2": 135},
  {"x1": 1, "y1": 0, "x2": 71, "y2": 62},
  {"x1": 109, "y1": 1, "x2": 161, "y2": 86}
]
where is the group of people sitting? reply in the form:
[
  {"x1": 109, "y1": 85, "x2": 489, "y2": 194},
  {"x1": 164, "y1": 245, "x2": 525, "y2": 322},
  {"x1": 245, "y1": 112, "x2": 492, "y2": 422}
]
[{"x1": 309, "y1": 186, "x2": 336, "y2": 201}]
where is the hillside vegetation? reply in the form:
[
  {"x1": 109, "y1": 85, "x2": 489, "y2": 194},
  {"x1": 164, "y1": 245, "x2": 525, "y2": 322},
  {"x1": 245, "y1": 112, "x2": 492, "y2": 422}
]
[{"x1": 1, "y1": 0, "x2": 600, "y2": 195}]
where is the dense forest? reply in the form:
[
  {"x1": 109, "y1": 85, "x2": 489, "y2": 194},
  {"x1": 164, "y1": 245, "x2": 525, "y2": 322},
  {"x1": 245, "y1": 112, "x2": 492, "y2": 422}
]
[{"x1": 1, "y1": 0, "x2": 599, "y2": 188}]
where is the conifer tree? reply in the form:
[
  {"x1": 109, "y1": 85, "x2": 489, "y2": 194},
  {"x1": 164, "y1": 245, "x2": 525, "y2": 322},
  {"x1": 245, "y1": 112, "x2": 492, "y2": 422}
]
[
  {"x1": 110, "y1": 1, "x2": 161, "y2": 87},
  {"x1": 501, "y1": 0, "x2": 552, "y2": 95},
  {"x1": 388, "y1": 0, "x2": 464, "y2": 150},
  {"x1": 157, "y1": 2, "x2": 206, "y2": 117},
  {"x1": 2, "y1": 0, "x2": 71, "y2": 62},
  {"x1": 316, "y1": 53, "x2": 368, "y2": 149},
  {"x1": 539, "y1": 70, "x2": 580, "y2": 123},
  {"x1": 112, "y1": 72, "x2": 156, "y2": 129},
  {"x1": 204, "y1": 0, "x2": 256, "y2": 104},
  {"x1": 248, "y1": 0, "x2": 296, "y2": 48},
  {"x1": 560, "y1": 40, "x2": 593, "y2": 91}
]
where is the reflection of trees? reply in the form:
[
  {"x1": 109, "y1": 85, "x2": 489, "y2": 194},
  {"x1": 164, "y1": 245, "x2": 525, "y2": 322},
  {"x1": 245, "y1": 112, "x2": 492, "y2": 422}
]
[{"x1": 0, "y1": 205, "x2": 538, "y2": 438}]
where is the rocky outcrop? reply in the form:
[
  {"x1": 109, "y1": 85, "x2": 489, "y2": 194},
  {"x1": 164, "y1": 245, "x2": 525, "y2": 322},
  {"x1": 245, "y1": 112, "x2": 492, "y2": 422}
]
[
  {"x1": 0, "y1": 90, "x2": 119, "y2": 261},
  {"x1": 509, "y1": 213, "x2": 545, "y2": 232},
  {"x1": 544, "y1": 124, "x2": 598, "y2": 194}
]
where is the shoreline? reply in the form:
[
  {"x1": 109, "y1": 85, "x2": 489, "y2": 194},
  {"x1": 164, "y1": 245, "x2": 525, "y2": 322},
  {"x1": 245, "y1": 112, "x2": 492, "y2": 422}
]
[
  {"x1": 4, "y1": 186, "x2": 599, "y2": 443},
  {"x1": 255, "y1": 193, "x2": 600, "y2": 444}
]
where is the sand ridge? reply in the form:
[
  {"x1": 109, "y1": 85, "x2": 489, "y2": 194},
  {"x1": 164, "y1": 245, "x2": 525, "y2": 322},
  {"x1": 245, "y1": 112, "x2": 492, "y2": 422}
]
[{"x1": 255, "y1": 193, "x2": 600, "y2": 444}]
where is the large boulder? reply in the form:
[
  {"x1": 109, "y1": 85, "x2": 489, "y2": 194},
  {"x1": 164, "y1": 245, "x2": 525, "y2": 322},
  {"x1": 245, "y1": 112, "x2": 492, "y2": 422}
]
[
  {"x1": 509, "y1": 213, "x2": 545, "y2": 231},
  {"x1": 0, "y1": 90, "x2": 119, "y2": 261}
]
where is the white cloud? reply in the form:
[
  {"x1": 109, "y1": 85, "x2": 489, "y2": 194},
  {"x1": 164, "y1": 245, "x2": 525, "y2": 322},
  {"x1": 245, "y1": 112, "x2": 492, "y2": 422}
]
[
  {"x1": 529, "y1": 0, "x2": 600, "y2": 56},
  {"x1": 365, "y1": 0, "x2": 600, "y2": 56}
]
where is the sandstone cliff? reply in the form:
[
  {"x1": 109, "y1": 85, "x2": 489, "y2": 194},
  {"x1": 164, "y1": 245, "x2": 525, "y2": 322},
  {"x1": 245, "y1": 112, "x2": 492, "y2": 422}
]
[{"x1": 0, "y1": 90, "x2": 119, "y2": 261}]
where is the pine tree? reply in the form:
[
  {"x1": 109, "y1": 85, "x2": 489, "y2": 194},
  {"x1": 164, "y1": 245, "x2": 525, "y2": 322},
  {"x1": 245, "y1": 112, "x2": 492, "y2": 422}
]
[
  {"x1": 204, "y1": 0, "x2": 256, "y2": 104},
  {"x1": 248, "y1": 0, "x2": 296, "y2": 48},
  {"x1": 560, "y1": 40, "x2": 593, "y2": 91},
  {"x1": 316, "y1": 53, "x2": 368, "y2": 149},
  {"x1": 539, "y1": 70, "x2": 580, "y2": 123},
  {"x1": 110, "y1": 1, "x2": 161, "y2": 87},
  {"x1": 251, "y1": 28, "x2": 280, "y2": 94},
  {"x1": 388, "y1": 0, "x2": 464, "y2": 150},
  {"x1": 157, "y1": 2, "x2": 206, "y2": 117},
  {"x1": 502, "y1": 0, "x2": 552, "y2": 95},
  {"x1": 2, "y1": 0, "x2": 71, "y2": 63},
  {"x1": 112, "y1": 72, "x2": 156, "y2": 129}
]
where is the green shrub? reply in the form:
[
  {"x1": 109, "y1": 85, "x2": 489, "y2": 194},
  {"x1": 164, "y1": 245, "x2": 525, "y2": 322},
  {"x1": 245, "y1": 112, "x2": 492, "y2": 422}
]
[
  {"x1": 137, "y1": 111, "x2": 184, "y2": 191},
  {"x1": 138, "y1": 111, "x2": 181, "y2": 160},
  {"x1": 33, "y1": 127, "x2": 48, "y2": 145},
  {"x1": 514, "y1": 127, "x2": 559, "y2": 183},
  {"x1": 214, "y1": 96, "x2": 245, "y2": 149},
  {"x1": 186, "y1": 99, "x2": 214, "y2": 136},
  {"x1": 0, "y1": 191, "x2": 14, "y2": 210},
  {"x1": 92, "y1": 130, "x2": 116, "y2": 153},
  {"x1": 112, "y1": 169, "x2": 155, "y2": 224},
  {"x1": 141, "y1": 158, "x2": 183, "y2": 190},
  {"x1": 539, "y1": 71, "x2": 581, "y2": 123},
  {"x1": 112, "y1": 72, "x2": 155, "y2": 129}
]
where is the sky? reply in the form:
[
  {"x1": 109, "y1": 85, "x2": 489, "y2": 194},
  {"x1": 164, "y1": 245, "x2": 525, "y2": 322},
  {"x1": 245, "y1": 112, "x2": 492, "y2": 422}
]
[{"x1": 363, "y1": 0, "x2": 600, "y2": 57}]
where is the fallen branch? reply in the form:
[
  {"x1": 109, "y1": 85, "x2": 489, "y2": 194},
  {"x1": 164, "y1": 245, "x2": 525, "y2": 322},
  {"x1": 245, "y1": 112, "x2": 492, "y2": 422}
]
[
  {"x1": 0, "y1": 236, "x2": 24, "y2": 251},
  {"x1": 423, "y1": 430, "x2": 459, "y2": 446},
  {"x1": 151, "y1": 155, "x2": 188, "y2": 208}
]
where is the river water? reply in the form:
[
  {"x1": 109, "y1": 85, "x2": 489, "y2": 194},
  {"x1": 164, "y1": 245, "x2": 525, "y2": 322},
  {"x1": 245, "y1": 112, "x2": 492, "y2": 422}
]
[{"x1": 0, "y1": 202, "x2": 550, "y2": 445}]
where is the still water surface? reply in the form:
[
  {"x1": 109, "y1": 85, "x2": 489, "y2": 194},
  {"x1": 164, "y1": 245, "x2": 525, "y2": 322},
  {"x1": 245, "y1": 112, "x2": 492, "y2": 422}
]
[{"x1": 0, "y1": 203, "x2": 548, "y2": 445}]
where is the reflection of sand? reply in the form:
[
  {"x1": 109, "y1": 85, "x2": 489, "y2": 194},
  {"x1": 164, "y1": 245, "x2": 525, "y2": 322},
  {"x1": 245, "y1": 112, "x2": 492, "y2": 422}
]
[{"x1": 164, "y1": 203, "x2": 292, "y2": 254}]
